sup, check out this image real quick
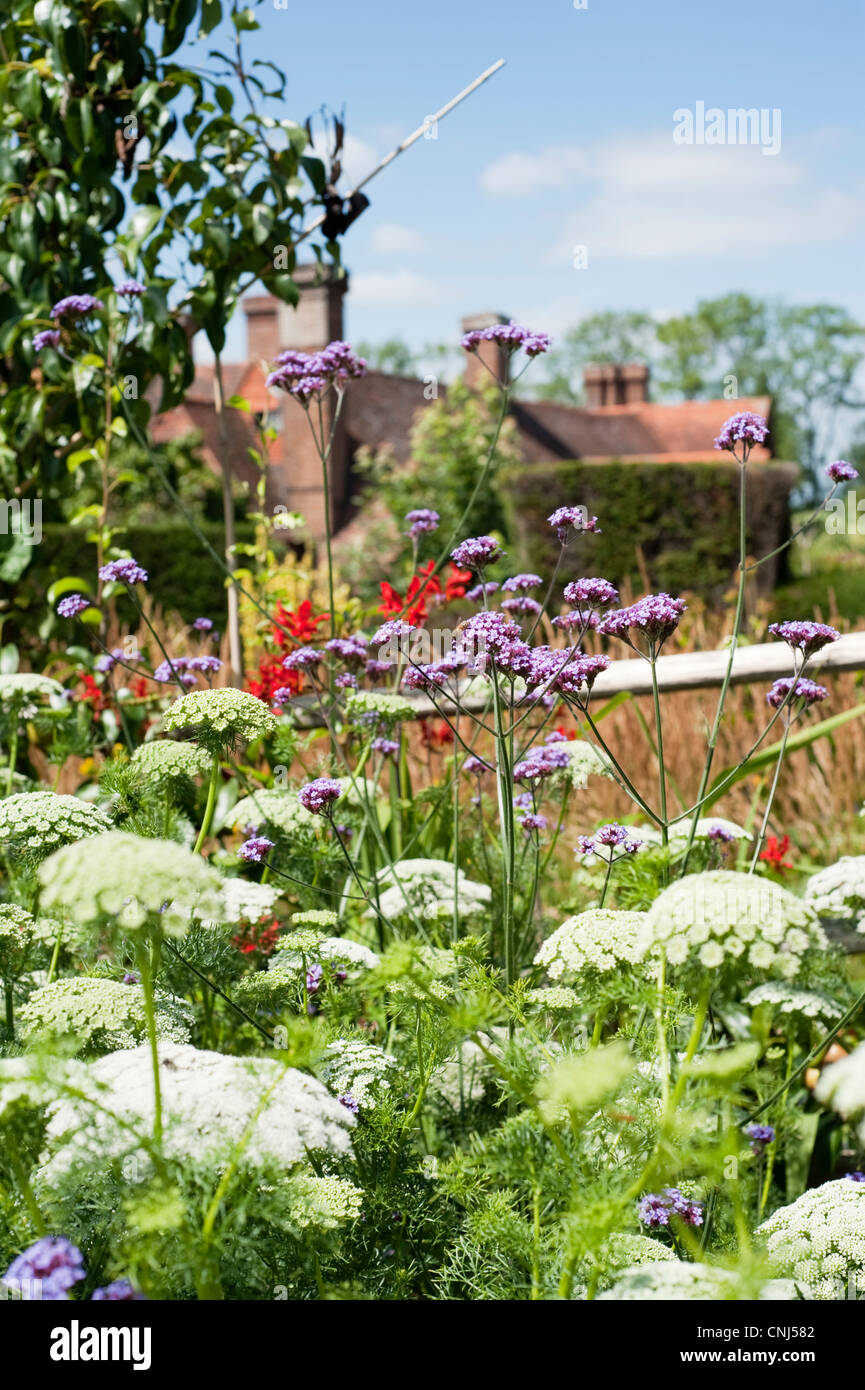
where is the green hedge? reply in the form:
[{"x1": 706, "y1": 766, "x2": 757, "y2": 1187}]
[
  {"x1": 2, "y1": 521, "x2": 258, "y2": 640},
  {"x1": 499, "y1": 458, "x2": 798, "y2": 601}
]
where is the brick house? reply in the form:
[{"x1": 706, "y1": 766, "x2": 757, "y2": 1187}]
[{"x1": 150, "y1": 266, "x2": 788, "y2": 570}]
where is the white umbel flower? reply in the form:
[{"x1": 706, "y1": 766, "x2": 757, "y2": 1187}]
[
  {"x1": 38, "y1": 1042, "x2": 355, "y2": 1182},
  {"x1": 805, "y1": 856, "x2": 865, "y2": 931},
  {"x1": 758, "y1": 1180, "x2": 865, "y2": 1300},
  {"x1": 219, "y1": 787, "x2": 315, "y2": 836},
  {"x1": 38, "y1": 831, "x2": 223, "y2": 932},
  {"x1": 319, "y1": 1038, "x2": 400, "y2": 1111},
  {"x1": 535, "y1": 909, "x2": 648, "y2": 981},
  {"x1": 0, "y1": 672, "x2": 65, "y2": 708},
  {"x1": 18, "y1": 977, "x2": 193, "y2": 1052},
  {"x1": 639, "y1": 870, "x2": 824, "y2": 979},
  {"x1": 162, "y1": 687, "x2": 276, "y2": 746},
  {"x1": 372, "y1": 858, "x2": 491, "y2": 926},
  {"x1": 746, "y1": 982, "x2": 840, "y2": 1023},
  {"x1": 598, "y1": 1262, "x2": 807, "y2": 1301},
  {"x1": 131, "y1": 740, "x2": 211, "y2": 784},
  {"x1": 0, "y1": 792, "x2": 112, "y2": 857},
  {"x1": 815, "y1": 1041, "x2": 865, "y2": 1138}
]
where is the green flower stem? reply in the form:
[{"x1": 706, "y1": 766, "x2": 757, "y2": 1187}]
[
  {"x1": 491, "y1": 670, "x2": 517, "y2": 995},
  {"x1": 7, "y1": 1133, "x2": 47, "y2": 1236},
  {"x1": 6, "y1": 722, "x2": 18, "y2": 796},
  {"x1": 748, "y1": 984, "x2": 865, "y2": 1122},
  {"x1": 655, "y1": 957, "x2": 670, "y2": 1111},
  {"x1": 682, "y1": 455, "x2": 749, "y2": 874},
  {"x1": 46, "y1": 925, "x2": 64, "y2": 985},
  {"x1": 649, "y1": 656, "x2": 669, "y2": 869},
  {"x1": 194, "y1": 753, "x2": 221, "y2": 855},
  {"x1": 748, "y1": 714, "x2": 792, "y2": 872},
  {"x1": 669, "y1": 984, "x2": 712, "y2": 1111},
  {"x1": 4, "y1": 980, "x2": 13, "y2": 1035},
  {"x1": 136, "y1": 938, "x2": 163, "y2": 1146}
]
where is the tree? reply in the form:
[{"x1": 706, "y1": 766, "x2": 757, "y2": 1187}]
[
  {"x1": 0, "y1": 0, "x2": 341, "y2": 674},
  {"x1": 532, "y1": 311, "x2": 656, "y2": 404}
]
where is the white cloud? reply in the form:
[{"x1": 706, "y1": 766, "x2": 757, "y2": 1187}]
[
  {"x1": 480, "y1": 145, "x2": 590, "y2": 198},
  {"x1": 350, "y1": 269, "x2": 444, "y2": 306},
  {"x1": 370, "y1": 222, "x2": 425, "y2": 255},
  {"x1": 307, "y1": 130, "x2": 377, "y2": 188},
  {"x1": 482, "y1": 131, "x2": 865, "y2": 262}
]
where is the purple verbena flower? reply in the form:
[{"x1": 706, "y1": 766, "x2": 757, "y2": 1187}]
[
  {"x1": 460, "y1": 320, "x2": 550, "y2": 358},
  {"x1": 56, "y1": 593, "x2": 92, "y2": 618},
  {"x1": 637, "y1": 1194, "x2": 672, "y2": 1229},
  {"x1": 98, "y1": 557, "x2": 148, "y2": 586},
  {"x1": 306, "y1": 963, "x2": 324, "y2": 994},
  {"x1": 92, "y1": 1279, "x2": 145, "y2": 1300},
  {"x1": 826, "y1": 460, "x2": 858, "y2": 483},
  {"x1": 33, "y1": 329, "x2": 61, "y2": 351},
  {"x1": 51, "y1": 294, "x2": 104, "y2": 320},
  {"x1": 563, "y1": 577, "x2": 619, "y2": 608},
  {"x1": 282, "y1": 646, "x2": 322, "y2": 671},
  {"x1": 405, "y1": 508, "x2": 440, "y2": 540},
  {"x1": 577, "y1": 822, "x2": 641, "y2": 857},
  {"x1": 744, "y1": 1123, "x2": 775, "y2": 1154},
  {"x1": 238, "y1": 835, "x2": 274, "y2": 863},
  {"x1": 298, "y1": 777, "x2": 343, "y2": 815},
  {"x1": 599, "y1": 593, "x2": 686, "y2": 653},
  {"x1": 325, "y1": 636, "x2": 368, "y2": 664},
  {"x1": 115, "y1": 280, "x2": 145, "y2": 298},
  {"x1": 465, "y1": 582, "x2": 500, "y2": 603},
  {"x1": 372, "y1": 737, "x2": 400, "y2": 757},
  {"x1": 548, "y1": 506, "x2": 601, "y2": 543},
  {"x1": 844, "y1": 1172, "x2": 865, "y2": 1183},
  {"x1": 501, "y1": 595, "x2": 542, "y2": 618},
  {"x1": 766, "y1": 677, "x2": 829, "y2": 709},
  {"x1": 501, "y1": 573, "x2": 542, "y2": 593},
  {"x1": 187, "y1": 655, "x2": 222, "y2": 674},
  {"x1": 372, "y1": 618, "x2": 416, "y2": 646},
  {"x1": 451, "y1": 536, "x2": 503, "y2": 571},
  {"x1": 4, "y1": 1237, "x2": 86, "y2": 1300},
  {"x1": 193, "y1": 617, "x2": 214, "y2": 632},
  {"x1": 714, "y1": 412, "x2": 769, "y2": 453},
  {"x1": 768, "y1": 620, "x2": 840, "y2": 657},
  {"x1": 338, "y1": 1092, "x2": 360, "y2": 1114},
  {"x1": 519, "y1": 812, "x2": 548, "y2": 833}
]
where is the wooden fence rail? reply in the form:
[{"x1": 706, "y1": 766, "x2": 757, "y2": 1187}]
[{"x1": 288, "y1": 632, "x2": 865, "y2": 727}]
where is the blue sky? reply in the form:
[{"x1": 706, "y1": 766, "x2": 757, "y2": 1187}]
[{"x1": 207, "y1": 0, "x2": 864, "y2": 361}]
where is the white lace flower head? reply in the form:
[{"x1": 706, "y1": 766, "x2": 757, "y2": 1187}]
[
  {"x1": 219, "y1": 787, "x2": 315, "y2": 837},
  {"x1": 0, "y1": 672, "x2": 65, "y2": 710},
  {"x1": 758, "y1": 1180, "x2": 865, "y2": 1300},
  {"x1": 38, "y1": 831, "x2": 223, "y2": 933},
  {"x1": 18, "y1": 977, "x2": 193, "y2": 1052},
  {"x1": 37, "y1": 1042, "x2": 355, "y2": 1183},
  {"x1": 815, "y1": 1042, "x2": 865, "y2": 1139},
  {"x1": 0, "y1": 792, "x2": 112, "y2": 859},
  {"x1": 319, "y1": 1038, "x2": 400, "y2": 1112},
  {"x1": 535, "y1": 909, "x2": 648, "y2": 981},
  {"x1": 805, "y1": 857, "x2": 865, "y2": 931},
  {"x1": 371, "y1": 858, "x2": 491, "y2": 927},
  {"x1": 639, "y1": 870, "x2": 824, "y2": 979},
  {"x1": 745, "y1": 982, "x2": 841, "y2": 1023},
  {"x1": 162, "y1": 687, "x2": 276, "y2": 747},
  {"x1": 598, "y1": 1261, "x2": 807, "y2": 1301},
  {"x1": 131, "y1": 740, "x2": 211, "y2": 784}
]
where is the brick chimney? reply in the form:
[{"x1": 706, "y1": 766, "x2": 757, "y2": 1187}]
[
  {"x1": 461, "y1": 311, "x2": 510, "y2": 389},
  {"x1": 583, "y1": 363, "x2": 650, "y2": 407},
  {"x1": 247, "y1": 266, "x2": 351, "y2": 542}
]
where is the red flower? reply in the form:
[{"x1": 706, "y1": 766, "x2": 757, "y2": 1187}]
[
  {"x1": 445, "y1": 563, "x2": 472, "y2": 602},
  {"x1": 273, "y1": 599, "x2": 329, "y2": 652},
  {"x1": 231, "y1": 916, "x2": 281, "y2": 958},
  {"x1": 760, "y1": 835, "x2": 793, "y2": 874},
  {"x1": 419, "y1": 718, "x2": 454, "y2": 748},
  {"x1": 247, "y1": 654, "x2": 301, "y2": 703},
  {"x1": 76, "y1": 674, "x2": 110, "y2": 714}
]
